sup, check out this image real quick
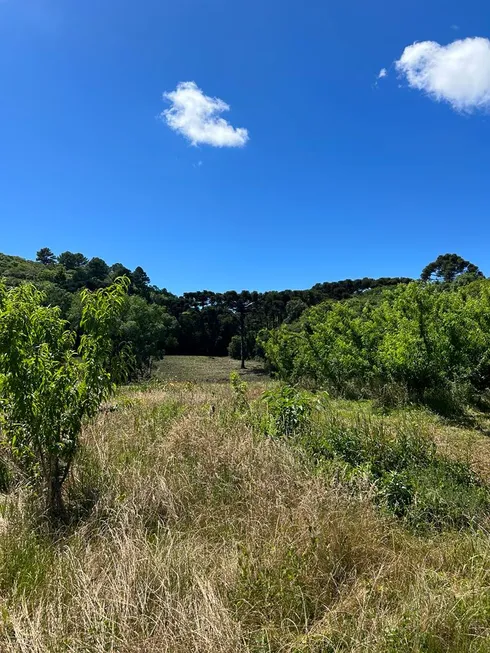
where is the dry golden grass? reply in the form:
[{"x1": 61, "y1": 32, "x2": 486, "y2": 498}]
[{"x1": 0, "y1": 382, "x2": 489, "y2": 652}]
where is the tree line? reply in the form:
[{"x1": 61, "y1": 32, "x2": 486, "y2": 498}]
[{"x1": 0, "y1": 247, "x2": 416, "y2": 372}]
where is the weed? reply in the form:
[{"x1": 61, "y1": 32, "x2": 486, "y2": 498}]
[
  {"x1": 261, "y1": 385, "x2": 318, "y2": 437},
  {"x1": 230, "y1": 371, "x2": 249, "y2": 413},
  {"x1": 303, "y1": 412, "x2": 490, "y2": 530}
]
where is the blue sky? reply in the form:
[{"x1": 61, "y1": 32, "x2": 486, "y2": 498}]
[{"x1": 1, "y1": 0, "x2": 490, "y2": 294}]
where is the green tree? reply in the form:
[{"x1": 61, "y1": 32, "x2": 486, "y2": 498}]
[
  {"x1": 36, "y1": 247, "x2": 56, "y2": 266},
  {"x1": 228, "y1": 331, "x2": 257, "y2": 360},
  {"x1": 264, "y1": 280, "x2": 490, "y2": 412},
  {"x1": 37, "y1": 281, "x2": 73, "y2": 319},
  {"x1": 132, "y1": 266, "x2": 150, "y2": 286},
  {"x1": 58, "y1": 251, "x2": 88, "y2": 270},
  {"x1": 131, "y1": 266, "x2": 151, "y2": 296},
  {"x1": 223, "y1": 291, "x2": 258, "y2": 369},
  {"x1": 421, "y1": 253, "x2": 483, "y2": 283},
  {"x1": 0, "y1": 277, "x2": 129, "y2": 521},
  {"x1": 86, "y1": 257, "x2": 109, "y2": 283},
  {"x1": 117, "y1": 295, "x2": 178, "y2": 375},
  {"x1": 285, "y1": 298, "x2": 308, "y2": 323},
  {"x1": 110, "y1": 262, "x2": 132, "y2": 281}
]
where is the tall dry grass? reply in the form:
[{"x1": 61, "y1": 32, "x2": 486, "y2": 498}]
[{"x1": 0, "y1": 382, "x2": 488, "y2": 652}]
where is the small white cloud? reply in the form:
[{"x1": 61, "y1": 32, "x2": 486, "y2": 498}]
[
  {"x1": 162, "y1": 81, "x2": 249, "y2": 147},
  {"x1": 395, "y1": 37, "x2": 490, "y2": 112},
  {"x1": 378, "y1": 68, "x2": 388, "y2": 79},
  {"x1": 451, "y1": 24, "x2": 460, "y2": 31}
]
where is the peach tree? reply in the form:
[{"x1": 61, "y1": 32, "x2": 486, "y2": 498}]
[{"x1": 0, "y1": 277, "x2": 129, "y2": 521}]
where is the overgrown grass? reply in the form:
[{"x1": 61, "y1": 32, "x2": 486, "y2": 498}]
[
  {"x1": 0, "y1": 381, "x2": 489, "y2": 651},
  {"x1": 258, "y1": 386, "x2": 490, "y2": 530},
  {"x1": 308, "y1": 412, "x2": 489, "y2": 530}
]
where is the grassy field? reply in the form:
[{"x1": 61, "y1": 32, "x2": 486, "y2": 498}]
[
  {"x1": 0, "y1": 379, "x2": 490, "y2": 651},
  {"x1": 154, "y1": 355, "x2": 268, "y2": 383}
]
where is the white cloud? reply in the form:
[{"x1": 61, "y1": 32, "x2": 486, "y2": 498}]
[
  {"x1": 395, "y1": 37, "x2": 490, "y2": 112},
  {"x1": 451, "y1": 25, "x2": 460, "y2": 31},
  {"x1": 378, "y1": 68, "x2": 388, "y2": 79},
  {"x1": 162, "y1": 81, "x2": 249, "y2": 147}
]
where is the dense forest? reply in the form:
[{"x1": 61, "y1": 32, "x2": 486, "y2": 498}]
[{"x1": 0, "y1": 247, "x2": 415, "y2": 372}]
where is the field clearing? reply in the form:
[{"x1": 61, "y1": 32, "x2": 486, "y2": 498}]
[
  {"x1": 154, "y1": 355, "x2": 268, "y2": 383},
  {"x1": 0, "y1": 380, "x2": 490, "y2": 651}
]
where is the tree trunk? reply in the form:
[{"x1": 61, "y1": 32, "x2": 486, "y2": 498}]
[{"x1": 46, "y1": 458, "x2": 66, "y2": 523}]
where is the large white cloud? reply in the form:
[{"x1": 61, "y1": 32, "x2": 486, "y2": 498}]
[
  {"x1": 395, "y1": 37, "x2": 490, "y2": 111},
  {"x1": 162, "y1": 81, "x2": 249, "y2": 147}
]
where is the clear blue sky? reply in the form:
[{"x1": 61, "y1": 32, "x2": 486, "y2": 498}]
[{"x1": 1, "y1": 0, "x2": 490, "y2": 294}]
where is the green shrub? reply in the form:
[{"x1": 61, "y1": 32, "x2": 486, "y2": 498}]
[
  {"x1": 263, "y1": 280, "x2": 490, "y2": 414},
  {"x1": 301, "y1": 413, "x2": 490, "y2": 530},
  {"x1": 230, "y1": 371, "x2": 249, "y2": 413},
  {"x1": 261, "y1": 385, "x2": 317, "y2": 437},
  {"x1": 0, "y1": 278, "x2": 129, "y2": 521}
]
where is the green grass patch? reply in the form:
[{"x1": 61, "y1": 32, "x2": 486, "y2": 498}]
[
  {"x1": 257, "y1": 385, "x2": 490, "y2": 530},
  {"x1": 154, "y1": 355, "x2": 267, "y2": 383},
  {"x1": 307, "y1": 412, "x2": 490, "y2": 530}
]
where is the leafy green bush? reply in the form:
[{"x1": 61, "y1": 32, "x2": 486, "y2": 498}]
[
  {"x1": 0, "y1": 278, "x2": 129, "y2": 521},
  {"x1": 303, "y1": 413, "x2": 490, "y2": 530},
  {"x1": 264, "y1": 280, "x2": 490, "y2": 413},
  {"x1": 227, "y1": 335, "x2": 242, "y2": 360},
  {"x1": 261, "y1": 385, "x2": 317, "y2": 437},
  {"x1": 256, "y1": 384, "x2": 490, "y2": 529},
  {"x1": 116, "y1": 295, "x2": 179, "y2": 378}
]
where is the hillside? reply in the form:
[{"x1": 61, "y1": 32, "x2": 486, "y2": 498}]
[{"x1": 0, "y1": 253, "x2": 52, "y2": 283}]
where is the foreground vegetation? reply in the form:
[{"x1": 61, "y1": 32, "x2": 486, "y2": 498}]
[
  {"x1": 0, "y1": 377, "x2": 489, "y2": 652},
  {"x1": 0, "y1": 279, "x2": 129, "y2": 519}
]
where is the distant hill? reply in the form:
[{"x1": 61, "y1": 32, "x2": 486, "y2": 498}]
[{"x1": 0, "y1": 252, "x2": 53, "y2": 283}]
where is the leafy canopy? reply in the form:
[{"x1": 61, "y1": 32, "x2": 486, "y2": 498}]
[
  {"x1": 36, "y1": 247, "x2": 56, "y2": 266},
  {"x1": 0, "y1": 277, "x2": 130, "y2": 519},
  {"x1": 421, "y1": 253, "x2": 483, "y2": 283},
  {"x1": 263, "y1": 280, "x2": 490, "y2": 413}
]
